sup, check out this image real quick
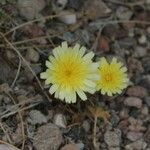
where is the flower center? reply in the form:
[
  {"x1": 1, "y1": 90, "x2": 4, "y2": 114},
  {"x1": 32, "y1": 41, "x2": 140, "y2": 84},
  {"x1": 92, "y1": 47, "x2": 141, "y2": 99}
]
[
  {"x1": 65, "y1": 69, "x2": 72, "y2": 77},
  {"x1": 104, "y1": 73, "x2": 113, "y2": 82}
]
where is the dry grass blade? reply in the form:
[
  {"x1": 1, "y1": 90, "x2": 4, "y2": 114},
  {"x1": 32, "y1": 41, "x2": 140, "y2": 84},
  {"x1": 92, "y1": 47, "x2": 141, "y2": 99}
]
[
  {"x1": 88, "y1": 106, "x2": 110, "y2": 149},
  {"x1": 88, "y1": 106, "x2": 110, "y2": 123},
  {"x1": 0, "y1": 32, "x2": 51, "y2": 102},
  {"x1": 0, "y1": 140, "x2": 21, "y2": 150},
  {"x1": 4, "y1": 13, "x2": 74, "y2": 36}
]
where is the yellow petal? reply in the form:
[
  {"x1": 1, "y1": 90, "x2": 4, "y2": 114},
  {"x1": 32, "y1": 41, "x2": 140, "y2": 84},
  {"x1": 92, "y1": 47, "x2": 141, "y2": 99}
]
[
  {"x1": 49, "y1": 84, "x2": 59, "y2": 94},
  {"x1": 77, "y1": 90, "x2": 87, "y2": 101}
]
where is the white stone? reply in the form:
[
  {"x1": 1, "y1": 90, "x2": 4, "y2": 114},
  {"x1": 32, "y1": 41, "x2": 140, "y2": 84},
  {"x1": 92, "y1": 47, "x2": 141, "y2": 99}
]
[
  {"x1": 53, "y1": 113, "x2": 67, "y2": 128},
  {"x1": 58, "y1": 11, "x2": 77, "y2": 24}
]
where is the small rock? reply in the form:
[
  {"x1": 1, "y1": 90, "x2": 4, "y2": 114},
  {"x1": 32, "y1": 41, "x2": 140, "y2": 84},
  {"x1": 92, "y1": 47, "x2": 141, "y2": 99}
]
[
  {"x1": 141, "y1": 57, "x2": 150, "y2": 73},
  {"x1": 12, "y1": 123, "x2": 23, "y2": 144},
  {"x1": 68, "y1": 0, "x2": 83, "y2": 10},
  {"x1": 133, "y1": 46, "x2": 147, "y2": 58},
  {"x1": 124, "y1": 97, "x2": 142, "y2": 108},
  {"x1": 61, "y1": 144, "x2": 79, "y2": 150},
  {"x1": 141, "y1": 105, "x2": 149, "y2": 115},
  {"x1": 128, "y1": 117, "x2": 146, "y2": 132},
  {"x1": 110, "y1": 112, "x2": 120, "y2": 127},
  {"x1": 127, "y1": 131, "x2": 143, "y2": 141},
  {"x1": 83, "y1": 0, "x2": 111, "y2": 20},
  {"x1": 98, "y1": 36, "x2": 110, "y2": 53},
  {"x1": 52, "y1": 0, "x2": 68, "y2": 12},
  {"x1": 53, "y1": 113, "x2": 67, "y2": 128},
  {"x1": 26, "y1": 48, "x2": 40, "y2": 63},
  {"x1": 0, "y1": 144, "x2": 14, "y2": 150},
  {"x1": 23, "y1": 24, "x2": 46, "y2": 44},
  {"x1": 125, "y1": 139, "x2": 147, "y2": 150},
  {"x1": 126, "y1": 86, "x2": 148, "y2": 98},
  {"x1": 116, "y1": 6, "x2": 133, "y2": 20},
  {"x1": 143, "y1": 96, "x2": 150, "y2": 107},
  {"x1": 17, "y1": 0, "x2": 46, "y2": 20},
  {"x1": 58, "y1": 11, "x2": 77, "y2": 24},
  {"x1": 33, "y1": 123, "x2": 63, "y2": 150},
  {"x1": 0, "y1": 83, "x2": 12, "y2": 93},
  {"x1": 82, "y1": 120, "x2": 90, "y2": 132},
  {"x1": 144, "y1": 127, "x2": 150, "y2": 143},
  {"x1": 27, "y1": 110, "x2": 47, "y2": 125},
  {"x1": 104, "y1": 130, "x2": 121, "y2": 147},
  {"x1": 76, "y1": 143, "x2": 84, "y2": 150},
  {"x1": 118, "y1": 37, "x2": 136, "y2": 49},
  {"x1": 0, "y1": 57, "x2": 16, "y2": 84},
  {"x1": 24, "y1": 64, "x2": 42, "y2": 81},
  {"x1": 127, "y1": 57, "x2": 144, "y2": 77},
  {"x1": 118, "y1": 119, "x2": 129, "y2": 135},
  {"x1": 119, "y1": 108, "x2": 129, "y2": 119},
  {"x1": 138, "y1": 34, "x2": 147, "y2": 45}
]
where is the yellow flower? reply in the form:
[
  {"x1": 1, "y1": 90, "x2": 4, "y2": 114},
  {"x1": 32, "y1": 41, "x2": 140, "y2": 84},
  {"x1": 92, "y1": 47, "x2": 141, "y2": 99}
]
[
  {"x1": 40, "y1": 42, "x2": 99, "y2": 103},
  {"x1": 96, "y1": 57, "x2": 129, "y2": 96}
]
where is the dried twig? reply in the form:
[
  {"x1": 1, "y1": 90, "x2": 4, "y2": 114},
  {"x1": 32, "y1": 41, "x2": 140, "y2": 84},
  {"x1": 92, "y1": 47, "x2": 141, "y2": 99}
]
[
  {"x1": 0, "y1": 32, "x2": 51, "y2": 102},
  {"x1": 0, "y1": 122, "x2": 12, "y2": 144},
  {"x1": 11, "y1": 57, "x2": 22, "y2": 88},
  {"x1": 93, "y1": 116, "x2": 98, "y2": 150},
  {"x1": 0, "y1": 139, "x2": 21, "y2": 150},
  {"x1": 1, "y1": 100, "x2": 41, "y2": 119},
  {"x1": 6, "y1": 93, "x2": 25, "y2": 150},
  {"x1": 4, "y1": 13, "x2": 74, "y2": 36}
]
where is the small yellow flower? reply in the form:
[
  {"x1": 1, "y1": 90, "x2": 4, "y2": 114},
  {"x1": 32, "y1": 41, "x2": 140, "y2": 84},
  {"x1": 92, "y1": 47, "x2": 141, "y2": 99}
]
[
  {"x1": 96, "y1": 57, "x2": 129, "y2": 96},
  {"x1": 41, "y1": 42, "x2": 99, "y2": 103}
]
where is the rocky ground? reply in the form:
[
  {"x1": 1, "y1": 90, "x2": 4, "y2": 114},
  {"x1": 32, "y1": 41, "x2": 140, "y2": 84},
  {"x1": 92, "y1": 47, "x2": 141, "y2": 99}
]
[{"x1": 0, "y1": 0, "x2": 150, "y2": 150}]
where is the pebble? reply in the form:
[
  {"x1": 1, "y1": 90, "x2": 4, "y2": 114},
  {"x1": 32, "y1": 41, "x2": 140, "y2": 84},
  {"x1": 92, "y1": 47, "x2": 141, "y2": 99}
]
[
  {"x1": 141, "y1": 57, "x2": 150, "y2": 73},
  {"x1": 98, "y1": 36, "x2": 110, "y2": 53},
  {"x1": 26, "y1": 48, "x2": 40, "y2": 63},
  {"x1": 118, "y1": 37, "x2": 136, "y2": 49},
  {"x1": 82, "y1": 120, "x2": 90, "y2": 132},
  {"x1": 83, "y1": 0, "x2": 111, "y2": 20},
  {"x1": 143, "y1": 96, "x2": 150, "y2": 107},
  {"x1": 58, "y1": 10, "x2": 77, "y2": 24},
  {"x1": 138, "y1": 75, "x2": 150, "y2": 89},
  {"x1": 141, "y1": 105, "x2": 149, "y2": 115},
  {"x1": 119, "y1": 108, "x2": 129, "y2": 119},
  {"x1": 124, "y1": 97, "x2": 142, "y2": 108},
  {"x1": 138, "y1": 34, "x2": 147, "y2": 45},
  {"x1": 133, "y1": 46, "x2": 147, "y2": 58},
  {"x1": 17, "y1": 0, "x2": 46, "y2": 20},
  {"x1": 53, "y1": 113, "x2": 67, "y2": 128},
  {"x1": 125, "y1": 139, "x2": 147, "y2": 150},
  {"x1": 33, "y1": 123, "x2": 63, "y2": 150},
  {"x1": 68, "y1": 0, "x2": 83, "y2": 10},
  {"x1": 27, "y1": 110, "x2": 47, "y2": 125},
  {"x1": 0, "y1": 144, "x2": 15, "y2": 150},
  {"x1": 126, "y1": 86, "x2": 148, "y2": 98},
  {"x1": 104, "y1": 130, "x2": 121, "y2": 147},
  {"x1": 126, "y1": 131, "x2": 143, "y2": 141},
  {"x1": 116, "y1": 6, "x2": 133, "y2": 20},
  {"x1": 52, "y1": 0, "x2": 68, "y2": 12},
  {"x1": 76, "y1": 142, "x2": 84, "y2": 150},
  {"x1": 60, "y1": 144, "x2": 79, "y2": 150}
]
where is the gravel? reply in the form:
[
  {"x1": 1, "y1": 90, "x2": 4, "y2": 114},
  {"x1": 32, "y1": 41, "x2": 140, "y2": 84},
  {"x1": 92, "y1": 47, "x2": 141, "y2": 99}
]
[
  {"x1": 33, "y1": 123, "x2": 63, "y2": 150},
  {"x1": 104, "y1": 129, "x2": 121, "y2": 147}
]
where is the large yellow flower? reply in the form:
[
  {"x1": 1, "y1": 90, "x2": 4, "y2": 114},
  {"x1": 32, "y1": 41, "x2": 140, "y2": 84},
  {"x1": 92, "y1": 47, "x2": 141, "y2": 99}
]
[
  {"x1": 97, "y1": 57, "x2": 129, "y2": 96},
  {"x1": 40, "y1": 42, "x2": 99, "y2": 103}
]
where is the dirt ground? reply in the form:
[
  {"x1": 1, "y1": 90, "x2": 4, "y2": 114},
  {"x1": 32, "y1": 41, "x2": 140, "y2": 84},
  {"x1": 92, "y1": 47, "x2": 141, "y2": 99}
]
[{"x1": 0, "y1": 0, "x2": 150, "y2": 150}]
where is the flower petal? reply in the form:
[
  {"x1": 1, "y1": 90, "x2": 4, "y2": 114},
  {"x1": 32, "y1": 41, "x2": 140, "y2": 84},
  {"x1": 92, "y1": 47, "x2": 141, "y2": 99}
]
[{"x1": 77, "y1": 90, "x2": 87, "y2": 101}]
